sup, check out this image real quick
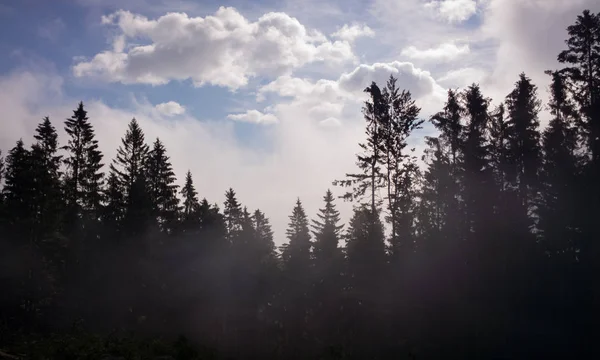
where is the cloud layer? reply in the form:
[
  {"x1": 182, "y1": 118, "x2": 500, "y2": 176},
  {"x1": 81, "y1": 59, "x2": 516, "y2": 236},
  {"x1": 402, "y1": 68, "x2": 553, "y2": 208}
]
[{"x1": 73, "y1": 7, "x2": 359, "y2": 90}]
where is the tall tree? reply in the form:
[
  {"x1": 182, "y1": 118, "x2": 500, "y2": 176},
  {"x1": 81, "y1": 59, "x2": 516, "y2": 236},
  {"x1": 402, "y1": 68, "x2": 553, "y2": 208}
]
[
  {"x1": 62, "y1": 102, "x2": 104, "y2": 225},
  {"x1": 538, "y1": 71, "x2": 580, "y2": 260},
  {"x1": 311, "y1": 189, "x2": 343, "y2": 263},
  {"x1": 147, "y1": 138, "x2": 180, "y2": 234},
  {"x1": 109, "y1": 118, "x2": 151, "y2": 236},
  {"x1": 381, "y1": 76, "x2": 423, "y2": 252},
  {"x1": 310, "y1": 190, "x2": 344, "y2": 350},
  {"x1": 504, "y1": 73, "x2": 542, "y2": 214},
  {"x1": 30, "y1": 116, "x2": 64, "y2": 243},
  {"x1": 180, "y1": 170, "x2": 200, "y2": 233},
  {"x1": 558, "y1": 10, "x2": 600, "y2": 165},
  {"x1": 1, "y1": 140, "x2": 34, "y2": 239},
  {"x1": 461, "y1": 84, "x2": 494, "y2": 238},
  {"x1": 223, "y1": 188, "x2": 243, "y2": 244},
  {"x1": 335, "y1": 82, "x2": 387, "y2": 213},
  {"x1": 432, "y1": 89, "x2": 464, "y2": 165},
  {"x1": 280, "y1": 199, "x2": 312, "y2": 357}
]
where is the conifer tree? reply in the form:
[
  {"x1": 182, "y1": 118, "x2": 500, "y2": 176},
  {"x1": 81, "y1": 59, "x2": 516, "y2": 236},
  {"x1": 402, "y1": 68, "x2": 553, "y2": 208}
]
[
  {"x1": 180, "y1": 170, "x2": 200, "y2": 232},
  {"x1": 538, "y1": 71, "x2": 580, "y2": 260},
  {"x1": 432, "y1": 89, "x2": 464, "y2": 165},
  {"x1": 312, "y1": 189, "x2": 343, "y2": 263},
  {"x1": 223, "y1": 188, "x2": 243, "y2": 244},
  {"x1": 335, "y1": 82, "x2": 387, "y2": 212},
  {"x1": 504, "y1": 73, "x2": 542, "y2": 213},
  {"x1": 2, "y1": 140, "x2": 34, "y2": 238},
  {"x1": 282, "y1": 199, "x2": 311, "y2": 270},
  {"x1": 109, "y1": 118, "x2": 151, "y2": 236},
  {"x1": 30, "y1": 116, "x2": 64, "y2": 242},
  {"x1": 381, "y1": 76, "x2": 423, "y2": 249},
  {"x1": 63, "y1": 102, "x2": 104, "y2": 225},
  {"x1": 461, "y1": 84, "x2": 494, "y2": 238},
  {"x1": 147, "y1": 138, "x2": 180, "y2": 234},
  {"x1": 558, "y1": 10, "x2": 600, "y2": 164},
  {"x1": 102, "y1": 170, "x2": 125, "y2": 237},
  {"x1": 253, "y1": 209, "x2": 276, "y2": 261}
]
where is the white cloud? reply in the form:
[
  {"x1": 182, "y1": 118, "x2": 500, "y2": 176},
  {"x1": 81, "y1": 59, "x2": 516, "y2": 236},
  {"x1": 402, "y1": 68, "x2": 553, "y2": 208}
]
[
  {"x1": 73, "y1": 7, "x2": 357, "y2": 90},
  {"x1": 425, "y1": 0, "x2": 479, "y2": 23},
  {"x1": 227, "y1": 110, "x2": 279, "y2": 124},
  {"x1": 155, "y1": 101, "x2": 186, "y2": 116},
  {"x1": 401, "y1": 42, "x2": 470, "y2": 62},
  {"x1": 437, "y1": 67, "x2": 488, "y2": 88},
  {"x1": 331, "y1": 24, "x2": 375, "y2": 42},
  {"x1": 338, "y1": 61, "x2": 445, "y2": 101}
]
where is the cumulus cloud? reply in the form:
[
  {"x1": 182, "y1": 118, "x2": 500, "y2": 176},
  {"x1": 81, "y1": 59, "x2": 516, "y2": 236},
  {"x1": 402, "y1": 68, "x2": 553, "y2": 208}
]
[
  {"x1": 155, "y1": 101, "x2": 185, "y2": 116},
  {"x1": 401, "y1": 42, "x2": 470, "y2": 62},
  {"x1": 73, "y1": 7, "x2": 357, "y2": 90},
  {"x1": 338, "y1": 61, "x2": 444, "y2": 100},
  {"x1": 227, "y1": 110, "x2": 279, "y2": 124},
  {"x1": 425, "y1": 0, "x2": 479, "y2": 23},
  {"x1": 331, "y1": 24, "x2": 375, "y2": 42}
]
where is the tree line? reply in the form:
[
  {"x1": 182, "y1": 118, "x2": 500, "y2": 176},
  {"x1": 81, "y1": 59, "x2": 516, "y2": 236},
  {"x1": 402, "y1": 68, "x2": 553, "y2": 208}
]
[{"x1": 0, "y1": 9, "x2": 599, "y2": 359}]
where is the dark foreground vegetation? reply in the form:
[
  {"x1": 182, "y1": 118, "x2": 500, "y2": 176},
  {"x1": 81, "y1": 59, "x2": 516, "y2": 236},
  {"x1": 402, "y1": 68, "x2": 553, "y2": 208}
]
[{"x1": 1, "y1": 9, "x2": 599, "y2": 360}]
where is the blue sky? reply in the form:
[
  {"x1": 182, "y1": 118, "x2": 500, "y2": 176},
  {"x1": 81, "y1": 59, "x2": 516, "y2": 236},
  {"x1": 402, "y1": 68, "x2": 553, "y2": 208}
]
[{"x1": 1, "y1": 0, "x2": 597, "y2": 241}]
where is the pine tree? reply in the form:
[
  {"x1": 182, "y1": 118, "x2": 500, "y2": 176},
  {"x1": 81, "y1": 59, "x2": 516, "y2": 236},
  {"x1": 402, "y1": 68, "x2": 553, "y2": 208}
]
[
  {"x1": 30, "y1": 116, "x2": 64, "y2": 243},
  {"x1": 1, "y1": 140, "x2": 34, "y2": 238},
  {"x1": 432, "y1": 89, "x2": 464, "y2": 165},
  {"x1": 335, "y1": 82, "x2": 387, "y2": 212},
  {"x1": 253, "y1": 209, "x2": 276, "y2": 261},
  {"x1": 381, "y1": 76, "x2": 423, "y2": 251},
  {"x1": 147, "y1": 138, "x2": 180, "y2": 234},
  {"x1": 558, "y1": 10, "x2": 600, "y2": 164},
  {"x1": 461, "y1": 84, "x2": 494, "y2": 238},
  {"x1": 538, "y1": 71, "x2": 580, "y2": 260},
  {"x1": 63, "y1": 102, "x2": 104, "y2": 225},
  {"x1": 180, "y1": 170, "x2": 200, "y2": 232},
  {"x1": 282, "y1": 199, "x2": 312, "y2": 270},
  {"x1": 109, "y1": 118, "x2": 151, "y2": 236},
  {"x1": 310, "y1": 190, "x2": 344, "y2": 348},
  {"x1": 312, "y1": 190, "x2": 343, "y2": 262},
  {"x1": 223, "y1": 188, "x2": 243, "y2": 244},
  {"x1": 504, "y1": 73, "x2": 542, "y2": 214}
]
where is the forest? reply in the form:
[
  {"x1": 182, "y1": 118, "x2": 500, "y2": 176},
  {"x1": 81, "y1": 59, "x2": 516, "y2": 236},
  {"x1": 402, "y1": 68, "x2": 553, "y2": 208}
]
[{"x1": 0, "y1": 8, "x2": 599, "y2": 360}]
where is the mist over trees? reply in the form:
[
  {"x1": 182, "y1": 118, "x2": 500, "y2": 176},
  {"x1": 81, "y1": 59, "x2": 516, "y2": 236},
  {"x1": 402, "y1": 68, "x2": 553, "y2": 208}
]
[{"x1": 1, "y1": 9, "x2": 600, "y2": 359}]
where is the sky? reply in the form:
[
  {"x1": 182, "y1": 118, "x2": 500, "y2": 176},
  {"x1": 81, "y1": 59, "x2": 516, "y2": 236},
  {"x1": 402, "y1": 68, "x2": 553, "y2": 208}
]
[{"x1": 0, "y1": 0, "x2": 598, "y2": 243}]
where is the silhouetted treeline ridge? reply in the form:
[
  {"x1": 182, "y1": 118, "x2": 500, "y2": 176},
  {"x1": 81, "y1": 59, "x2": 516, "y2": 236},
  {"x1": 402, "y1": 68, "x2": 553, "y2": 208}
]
[{"x1": 1, "y1": 9, "x2": 599, "y2": 360}]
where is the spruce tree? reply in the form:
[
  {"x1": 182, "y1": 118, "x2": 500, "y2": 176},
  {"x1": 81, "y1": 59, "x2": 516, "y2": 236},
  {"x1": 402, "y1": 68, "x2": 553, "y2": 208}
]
[
  {"x1": 180, "y1": 170, "x2": 200, "y2": 233},
  {"x1": 147, "y1": 138, "x2": 180, "y2": 234},
  {"x1": 109, "y1": 118, "x2": 151, "y2": 236},
  {"x1": 223, "y1": 188, "x2": 243, "y2": 244},
  {"x1": 381, "y1": 76, "x2": 423, "y2": 250},
  {"x1": 504, "y1": 73, "x2": 542, "y2": 213},
  {"x1": 558, "y1": 10, "x2": 600, "y2": 164},
  {"x1": 461, "y1": 84, "x2": 494, "y2": 238},
  {"x1": 432, "y1": 89, "x2": 464, "y2": 165},
  {"x1": 538, "y1": 71, "x2": 580, "y2": 260},
  {"x1": 63, "y1": 102, "x2": 104, "y2": 225},
  {"x1": 282, "y1": 199, "x2": 311, "y2": 270},
  {"x1": 30, "y1": 116, "x2": 64, "y2": 243},
  {"x1": 335, "y1": 82, "x2": 387, "y2": 212},
  {"x1": 311, "y1": 189, "x2": 343, "y2": 262},
  {"x1": 2, "y1": 140, "x2": 34, "y2": 238},
  {"x1": 253, "y1": 209, "x2": 276, "y2": 261}
]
